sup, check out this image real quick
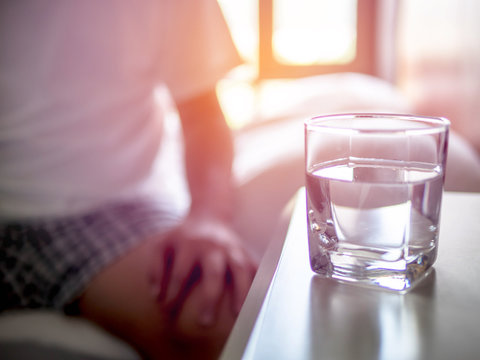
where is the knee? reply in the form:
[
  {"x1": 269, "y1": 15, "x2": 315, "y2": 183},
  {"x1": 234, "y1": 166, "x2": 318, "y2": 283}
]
[
  {"x1": 77, "y1": 239, "x2": 238, "y2": 360},
  {"x1": 136, "y1": 288, "x2": 237, "y2": 360}
]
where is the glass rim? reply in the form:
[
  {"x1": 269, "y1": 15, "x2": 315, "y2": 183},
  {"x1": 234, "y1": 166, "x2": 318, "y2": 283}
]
[{"x1": 305, "y1": 113, "x2": 450, "y2": 134}]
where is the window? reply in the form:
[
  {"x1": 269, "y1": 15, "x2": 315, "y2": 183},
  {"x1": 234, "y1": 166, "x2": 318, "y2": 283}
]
[{"x1": 217, "y1": 0, "x2": 380, "y2": 128}]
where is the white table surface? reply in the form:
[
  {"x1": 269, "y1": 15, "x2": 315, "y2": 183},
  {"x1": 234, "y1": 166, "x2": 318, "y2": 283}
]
[{"x1": 221, "y1": 188, "x2": 480, "y2": 360}]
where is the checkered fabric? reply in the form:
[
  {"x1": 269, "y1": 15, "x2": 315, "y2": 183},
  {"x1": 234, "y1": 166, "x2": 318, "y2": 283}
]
[{"x1": 0, "y1": 198, "x2": 182, "y2": 311}]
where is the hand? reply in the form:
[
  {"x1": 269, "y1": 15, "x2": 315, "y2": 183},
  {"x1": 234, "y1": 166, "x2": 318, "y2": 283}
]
[{"x1": 148, "y1": 215, "x2": 257, "y2": 328}]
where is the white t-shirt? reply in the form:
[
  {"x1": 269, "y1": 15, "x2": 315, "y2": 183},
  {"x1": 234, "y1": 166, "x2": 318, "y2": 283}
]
[{"x1": 0, "y1": 0, "x2": 241, "y2": 219}]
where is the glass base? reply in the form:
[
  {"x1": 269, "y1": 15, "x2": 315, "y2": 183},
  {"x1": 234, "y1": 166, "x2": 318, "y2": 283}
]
[{"x1": 309, "y1": 248, "x2": 436, "y2": 293}]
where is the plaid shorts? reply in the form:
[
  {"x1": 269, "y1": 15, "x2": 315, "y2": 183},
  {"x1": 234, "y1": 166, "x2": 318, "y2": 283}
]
[{"x1": 0, "y1": 198, "x2": 182, "y2": 312}]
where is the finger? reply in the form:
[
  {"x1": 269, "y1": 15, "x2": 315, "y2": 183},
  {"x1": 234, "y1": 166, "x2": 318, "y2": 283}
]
[
  {"x1": 147, "y1": 240, "x2": 173, "y2": 301},
  {"x1": 228, "y1": 250, "x2": 257, "y2": 315},
  {"x1": 158, "y1": 244, "x2": 175, "y2": 302},
  {"x1": 197, "y1": 250, "x2": 227, "y2": 326},
  {"x1": 166, "y1": 263, "x2": 202, "y2": 322},
  {"x1": 163, "y1": 246, "x2": 198, "y2": 308}
]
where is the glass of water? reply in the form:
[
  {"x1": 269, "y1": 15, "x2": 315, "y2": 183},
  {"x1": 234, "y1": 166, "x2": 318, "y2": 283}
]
[{"x1": 305, "y1": 113, "x2": 449, "y2": 292}]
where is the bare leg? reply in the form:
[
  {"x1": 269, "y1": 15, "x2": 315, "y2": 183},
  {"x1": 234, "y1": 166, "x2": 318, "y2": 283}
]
[{"x1": 77, "y1": 238, "x2": 237, "y2": 360}]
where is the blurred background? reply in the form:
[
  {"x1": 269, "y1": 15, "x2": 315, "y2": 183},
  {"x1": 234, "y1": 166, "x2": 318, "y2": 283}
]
[
  {"x1": 215, "y1": 0, "x2": 480, "y2": 156},
  {"x1": 205, "y1": 0, "x2": 480, "y2": 249}
]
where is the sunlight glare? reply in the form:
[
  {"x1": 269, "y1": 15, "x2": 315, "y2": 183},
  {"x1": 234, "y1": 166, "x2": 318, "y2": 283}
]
[
  {"x1": 216, "y1": 0, "x2": 359, "y2": 129},
  {"x1": 217, "y1": 0, "x2": 258, "y2": 63},
  {"x1": 273, "y1": 0, "x2": 357, "y2": 65}
]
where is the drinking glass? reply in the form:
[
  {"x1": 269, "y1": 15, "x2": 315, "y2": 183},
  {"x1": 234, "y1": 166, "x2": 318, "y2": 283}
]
[{"x1": 305, "y1": 113, "x2": 449, "y2": 292}]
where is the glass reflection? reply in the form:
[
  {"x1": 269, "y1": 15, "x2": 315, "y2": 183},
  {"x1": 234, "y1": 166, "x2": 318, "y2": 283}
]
[{"x1": 308, "y1": 270, "x2": 436, "y2": 360}]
